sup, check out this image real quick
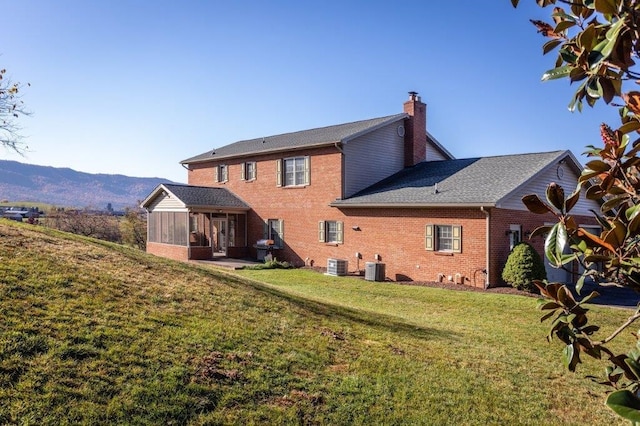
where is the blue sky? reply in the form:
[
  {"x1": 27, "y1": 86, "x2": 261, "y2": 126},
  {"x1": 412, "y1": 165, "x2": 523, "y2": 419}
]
[{"x1": 1, "y1": 1, "x2": 621, "y2": 183}]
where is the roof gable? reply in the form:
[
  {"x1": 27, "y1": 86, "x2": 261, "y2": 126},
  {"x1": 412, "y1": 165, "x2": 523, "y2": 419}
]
[
  {"x1": 141, "y1": 183, "x2": 250, "y2": 210},
  {"x1": 181, "y1": 113, "x2": 407, "y2": 164}
]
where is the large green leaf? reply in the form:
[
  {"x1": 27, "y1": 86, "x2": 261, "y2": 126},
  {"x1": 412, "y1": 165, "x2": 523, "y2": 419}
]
[
  {"x1": 545, "y1": 223, "x2": 569, "y2": 264},
  {"x1": 542, "y1": 65, "x2": 572, "y2": 81},
  {"x1": 606, "y1": 390, "x2": 640, "y2": 422}
]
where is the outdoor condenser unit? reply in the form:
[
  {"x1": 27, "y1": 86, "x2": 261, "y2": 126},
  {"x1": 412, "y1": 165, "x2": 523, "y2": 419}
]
[
  {"x1": 326, "y1": 258, "x2": 348, "y2": 276},
  {"x1": 365, "y1": 262, "x2": 385, "y2": 282}
]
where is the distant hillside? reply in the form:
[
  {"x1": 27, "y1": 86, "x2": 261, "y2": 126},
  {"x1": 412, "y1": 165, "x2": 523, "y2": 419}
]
[{"x1": 0, "y1": 160, "x2": 178, "y2": 209}]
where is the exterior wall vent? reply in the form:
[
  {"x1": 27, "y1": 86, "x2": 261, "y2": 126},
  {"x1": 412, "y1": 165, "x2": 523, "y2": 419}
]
[{"x1": 326, "y1": 258, "x2": 348, "y2": 276}]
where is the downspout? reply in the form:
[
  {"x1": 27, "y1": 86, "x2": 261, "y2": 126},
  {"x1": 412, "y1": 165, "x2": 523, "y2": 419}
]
[
  {"x1": 480, "y1": 206, "x2": 490, "y2": 288},
  {"x1": 334, "y1": 141, "x2": 345, "y2": 200}
]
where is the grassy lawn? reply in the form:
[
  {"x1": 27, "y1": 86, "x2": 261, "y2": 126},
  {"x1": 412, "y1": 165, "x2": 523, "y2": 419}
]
[{"x1": 0, "y1": 220, "x2": 632, "y2": 424}]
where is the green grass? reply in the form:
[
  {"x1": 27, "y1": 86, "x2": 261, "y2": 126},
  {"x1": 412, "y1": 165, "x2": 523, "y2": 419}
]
[{"x1": 0, "y1": 219, "x2": 632, "y2": 425}]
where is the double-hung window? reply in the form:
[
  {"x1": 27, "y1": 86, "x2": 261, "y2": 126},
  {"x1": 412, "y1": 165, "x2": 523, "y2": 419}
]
[
  {"x1": 425, "y1": 224, "x2": 462, "y2": 253},
  {"x1": 215, "y1": 164, "x2": 228, "y2": 183},
  {"x1": 241, "y1": 162, "x2": 256, "y2": 181},
  {"x1": 318, "y1": 220, "x2": 343, "y2": 244},
  {"x1": 276, "y1": 156, "x2": 310, "y2": 187}
]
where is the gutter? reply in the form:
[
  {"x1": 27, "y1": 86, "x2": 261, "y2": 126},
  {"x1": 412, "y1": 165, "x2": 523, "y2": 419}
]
[
  {"x1": 181, "y1": 141, "x2": 342, "y2": 165},
  {"x1": 480, "y1": 206, "x2": 490, "y2": 288},
  {"x1": 330, "y1": 202, "x2": 496, "y2": 209}
]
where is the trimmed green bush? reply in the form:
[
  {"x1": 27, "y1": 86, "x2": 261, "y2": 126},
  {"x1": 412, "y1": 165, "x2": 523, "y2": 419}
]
[{"x1": 501, "y1": 242, "x2": 546, "y2": 292}]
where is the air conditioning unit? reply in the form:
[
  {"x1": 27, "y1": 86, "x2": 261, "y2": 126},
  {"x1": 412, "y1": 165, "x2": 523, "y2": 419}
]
[
  {"x1": 365, "y1": 262, "x2": 385, "y2": 282},
  {"x1": 326, "y1": 258, "x2": 348, "y2": 276}
]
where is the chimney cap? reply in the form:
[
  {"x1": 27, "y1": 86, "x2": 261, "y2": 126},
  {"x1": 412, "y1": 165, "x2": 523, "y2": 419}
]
[{"x1": 408, "y1": 91, "x2": 420, "y2": 101}]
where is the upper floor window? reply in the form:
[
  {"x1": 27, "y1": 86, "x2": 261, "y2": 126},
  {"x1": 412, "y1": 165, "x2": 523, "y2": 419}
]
[
  {"x1": 425, "y1": 224, "x2": 462, "y2": 253},
  {"x1": 276, "y1": 156, "x2": 310, "y2": 187},
  {"x1": 215, "y1": 165, "x2": 228, "y2": 183},
  {"x1": 241, "y1": 162, "x2": 256, "y2": 181},
  {"x1": 318, "y1": 220, "x2": 343, "y2": 244}
]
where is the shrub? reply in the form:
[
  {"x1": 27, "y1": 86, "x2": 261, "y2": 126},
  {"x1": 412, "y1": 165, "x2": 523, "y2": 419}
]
[{"x1": 501, "y1": 242, "x2": 546, "y2": 292}]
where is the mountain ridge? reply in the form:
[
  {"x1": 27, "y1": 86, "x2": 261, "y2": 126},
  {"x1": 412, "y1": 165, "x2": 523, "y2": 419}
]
[{"x1": 0, "y1": 159, "x2": 179, "y2": 209}]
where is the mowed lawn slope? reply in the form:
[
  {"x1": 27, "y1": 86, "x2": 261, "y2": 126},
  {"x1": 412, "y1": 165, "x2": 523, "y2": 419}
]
[{"x1": 0, "y1": 221, "x2": 631, "y2": 425}]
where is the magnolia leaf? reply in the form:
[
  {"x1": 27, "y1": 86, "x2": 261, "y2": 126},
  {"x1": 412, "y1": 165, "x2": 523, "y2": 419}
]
[
  {"x1": 586, "y1": 78, "x2": 603, "y2": 98},
  {"x1": 545, "y1": 223, "x2": 568, "y2": 264},
  {"x1": 522, "y1": 194, "x2": 554, "y2": 214},
  {"x1": 629, "y1": 209, "x2": 640, "y2": 233},
  {"x1": 541, "y1": 310, "x2": 557, "y2": 322},
  {"x1": 543, "y1": 39, "x2": 562, "y2": 55},
  {"x1": 606, "y1": 390, "x2": 640, "y2": 422},
  {"x1": 554, "y1": 20, "x2": 575, "y2": 33},
  {"x1": 594, "y1": 0, "x2": 618, "y2": 15},
  {"x1": 546, "y1": 183, "x2": 565, "y2": 211},
  {"x1": 539, "y1": 301, "x2": 561, "y2": 310},
  {"x1": 529, "y1": 225, "x2": 552, "y2": 239},
  {"x1": 626, "y1": 204, "x2": 640, "y2": 221},
  {"x1": 580, "y1": 290, "x2": 600, "y2": 304},
  {"x1": 601, "y1": 195, "x2": 625, "y2": 213},
  {"x1": 542, "y1": 65, "x2": 572, "y2": 81},
  {"x1": 619, "y1": 118, "x2": 640, "y2": 134},
  {"x1": 562, "y1": 343, "x2": 576, "y2": 371},
  {"x1": 564, "y1": 188, "x2": 581, "y2": 212},
  {"x1": 585, "y1": 159, "x2": 611, "y2": 172}
]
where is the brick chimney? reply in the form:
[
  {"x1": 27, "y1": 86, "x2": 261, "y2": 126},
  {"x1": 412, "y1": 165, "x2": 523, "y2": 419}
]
[{"x1": 403, "y1": 91, "x2": 427, "y2": 167}]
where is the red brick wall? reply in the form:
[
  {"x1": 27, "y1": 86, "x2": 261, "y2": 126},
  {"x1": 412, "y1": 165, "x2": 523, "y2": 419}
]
[
  {"x1": 188, "y1": 145, "x2": 344, "y2": 264},
  {"x1": 147, "y1": 242, "x2": 188, "y2": 261},
  {"x1": 184, "y1": 146, "x2": 597, "y2": 288}
]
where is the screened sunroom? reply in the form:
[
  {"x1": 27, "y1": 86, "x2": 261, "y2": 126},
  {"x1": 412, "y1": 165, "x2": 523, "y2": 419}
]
[{"x1": 141, "y1": 183, "x2": 250, "y2": 261}]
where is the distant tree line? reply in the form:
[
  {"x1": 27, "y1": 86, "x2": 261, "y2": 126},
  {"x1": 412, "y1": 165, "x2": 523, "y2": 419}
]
[{"x1": 44, "y1": 207, "x2": 147, "y2": 250}]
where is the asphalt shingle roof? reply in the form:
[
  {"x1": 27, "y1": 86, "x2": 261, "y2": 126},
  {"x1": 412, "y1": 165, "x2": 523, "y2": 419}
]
[
  {"x1": 160, "y1": 183, "x2": 249, "y2": 209},
  {"x1": 331, "y1": 150, "x2": 569, "y2": 207},
  {"x1": 181, "y1": 113, "x2": 407, "y2": 164}
]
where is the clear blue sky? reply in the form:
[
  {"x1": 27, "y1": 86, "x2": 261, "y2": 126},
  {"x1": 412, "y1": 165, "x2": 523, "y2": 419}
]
[{"x1": 1, "y1": 0, "x2": 621, "y2": 183}]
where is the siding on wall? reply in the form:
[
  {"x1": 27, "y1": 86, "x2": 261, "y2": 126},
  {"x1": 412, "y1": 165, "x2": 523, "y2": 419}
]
[
  {"x1": 343, "y1": 122, "x2": 405, "y2": 198},
  {"x1": 498, "y1": 161, "x2": 599, "y2": 216},
  {"x1": 426, "y1": 141, "x2": 448, "y2": 161},
  {"x1": 148, "y1": 192, "x2": 186, "y2": 211}
]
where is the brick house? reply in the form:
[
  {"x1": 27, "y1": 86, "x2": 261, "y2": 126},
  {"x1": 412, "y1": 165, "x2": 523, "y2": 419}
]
[{"x1": 141, "y1": 92, "x2": 600, "y2": 287}]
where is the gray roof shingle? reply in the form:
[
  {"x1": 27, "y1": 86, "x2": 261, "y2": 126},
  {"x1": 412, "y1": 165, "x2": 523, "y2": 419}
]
[
  {"x1": 154, "y1": 183, "x2": 249, "y2": 209},
  {"x1": 181, "y1": 113, "x2": 407, "y2": 164},
  {"x1": 331, "y1": 151, "x2": 570, "y2": 207}
]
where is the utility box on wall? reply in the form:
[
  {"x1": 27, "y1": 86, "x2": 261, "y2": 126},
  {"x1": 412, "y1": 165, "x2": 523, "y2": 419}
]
[
  {"x1": 365, "y1": 262, "x2": 385, "y2": 282},
  {"x1": 326, "y1": 258, "x2": 348, "y2": 276}
]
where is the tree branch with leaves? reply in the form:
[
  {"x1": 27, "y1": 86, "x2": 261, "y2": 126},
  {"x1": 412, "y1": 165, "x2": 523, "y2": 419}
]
[
  {"x1": 0, "y1": 68, "x2": 30, "y2": 154},
  {"x1": 512, "y1": 0, "x2": 640, "y2": 422}
]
